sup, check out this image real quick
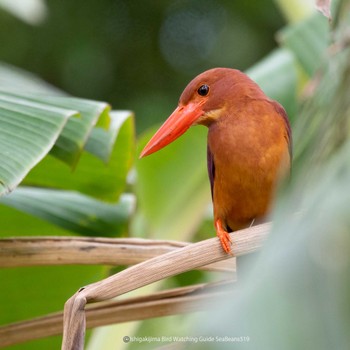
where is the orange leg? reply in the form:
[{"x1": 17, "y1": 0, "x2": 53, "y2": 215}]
[{"x1": 215, "y1": 218, "x2": 233, "y2": 255}]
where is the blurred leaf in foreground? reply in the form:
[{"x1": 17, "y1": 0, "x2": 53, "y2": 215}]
[{"x1": 194, "y1": 6, "x2": 350, "y2": 350}]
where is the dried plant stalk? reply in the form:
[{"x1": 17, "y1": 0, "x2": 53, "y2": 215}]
[
  {"x1": 0, "y1": 223, "x2": 270, "y2": 349},
  {"x1": 0, "y1": 236, "x2": 235, "y2": 273},
  {"x1": 62, "y1": 223, "x2": 270, "y2": 349},
  {"x1": 0, "y1": 281, "x2": 234, "y2": 348}
]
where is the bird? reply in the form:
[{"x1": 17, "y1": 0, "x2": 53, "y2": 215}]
[{"x1": 140, "y1": 68, "x2": 291, "y2": 254}]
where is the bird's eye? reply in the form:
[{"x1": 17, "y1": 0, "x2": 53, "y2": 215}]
[{"x1": 197, "y1": 84, "x2": 209, "y2": 96}]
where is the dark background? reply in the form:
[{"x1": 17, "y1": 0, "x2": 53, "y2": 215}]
[{"x1": 0, "y1": 0, "x2": 285, "y2": 132}]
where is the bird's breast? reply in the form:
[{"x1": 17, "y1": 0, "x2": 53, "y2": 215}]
[{"x1": 207, "y1": 103, "x2": 290, "y2": 231}]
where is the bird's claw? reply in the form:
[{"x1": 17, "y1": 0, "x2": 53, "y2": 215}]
[{"x1": 215, "y1": 219, "x2": 233, "y2": 255}]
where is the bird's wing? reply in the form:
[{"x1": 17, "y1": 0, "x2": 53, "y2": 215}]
[
  {"x1": 207, "y1": 144, "x2": 215, "y2": 199},
  {"x1": 270, "y1": 100, "x2": 292, "y2": 159}
]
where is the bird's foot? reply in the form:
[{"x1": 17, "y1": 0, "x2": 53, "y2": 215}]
[{"x1": 215, "y1": 219, "x2": 233, "y2": 255}]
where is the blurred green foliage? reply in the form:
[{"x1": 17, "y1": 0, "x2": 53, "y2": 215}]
[{"x1": 0, "y1": 0, "x2": 285, "y2": 133}]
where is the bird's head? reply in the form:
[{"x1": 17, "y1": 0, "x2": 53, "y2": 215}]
[{"x1": 140, "y1": 67, "x2": 262, "y2": 158}]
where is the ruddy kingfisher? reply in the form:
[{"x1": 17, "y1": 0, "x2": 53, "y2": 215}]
[{"x1": 140, "y1": 68, "x2": 291, "y2": 254}]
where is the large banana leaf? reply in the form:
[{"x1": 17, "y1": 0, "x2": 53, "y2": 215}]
[
  {"x1": 20, "y1": 93, "x2": 111, "y2": 166},
  {"x1": 0, "y1": 63, "x2": 133, "y2": 198},
  {"x1": 0, "y1": 90, "x2": 111, "y2": 167},
  {"x1": 0, "y1": 94, "x2": 74, "y2": 196},
  {"x1": 24, "y1": 110, "x2": 134, "y2": 201}
]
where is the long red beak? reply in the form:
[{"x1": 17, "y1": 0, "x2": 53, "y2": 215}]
[{"x1": 140, "y1": 101, "x2": 205, "y2": 158}]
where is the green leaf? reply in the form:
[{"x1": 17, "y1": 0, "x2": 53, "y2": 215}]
[
  {"x1": 43, "y1": 96, "x2": 111, "y2": 166},
  {"x1": 0, "y1": 187, "x2": 134, "y2": 236},
  {"x1": 0, "y1": 64, "x2": 133, "y2": 197},
  {"x1": 24, "y1": 110, "x2": 135, "y2": 201},
  {"x1": 0, "y1": 90, "x2": 111, "y2": 166},
  {"x1": 85, "y1": 110, "x2": 132, "y2": 162},
  {"x1": 0, "y1": 94, "x2": 73, "y2": 196}
]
